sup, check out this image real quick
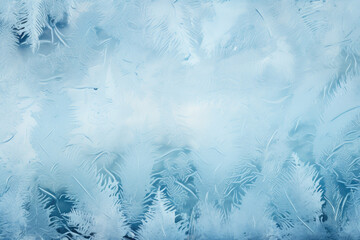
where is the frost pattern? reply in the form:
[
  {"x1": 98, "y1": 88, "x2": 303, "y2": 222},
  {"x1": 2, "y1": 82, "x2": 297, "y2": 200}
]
[{"x1": 1, "y1": 0, "x2": 360, "y2": 239}]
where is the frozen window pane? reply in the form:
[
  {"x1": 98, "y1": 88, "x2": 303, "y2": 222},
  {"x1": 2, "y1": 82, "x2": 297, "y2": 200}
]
[{"x1": 0, "y1": 1, "x2": 359, "y2": 239}]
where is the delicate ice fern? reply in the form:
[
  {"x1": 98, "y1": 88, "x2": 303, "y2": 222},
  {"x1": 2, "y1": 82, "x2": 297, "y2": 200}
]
[
  {"x1": 17, "y1": 0, "x2": 47, "y2": 51},
  {"x1": 64, "y1": 168, "x2": 130, "y2": 239},
  {"x1": 274, "y1": 153, "x2": 324, "y2": 238},
  {"x1": 137, "y1": 189, "x2": 187, "y2": 240},
  {"x1": 120, "y1": 139, "x2": 158, "y2": 225}
]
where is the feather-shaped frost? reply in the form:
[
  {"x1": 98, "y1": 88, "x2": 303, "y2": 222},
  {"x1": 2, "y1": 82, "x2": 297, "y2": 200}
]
[{"x1": 137, "y1": 189, "x2": 187, "y2": 240}]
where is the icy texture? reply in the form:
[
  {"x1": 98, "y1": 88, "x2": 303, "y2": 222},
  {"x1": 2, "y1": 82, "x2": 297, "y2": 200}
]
[{"x1": 0, "y1": 0, "x2": 360, "y2": 239}]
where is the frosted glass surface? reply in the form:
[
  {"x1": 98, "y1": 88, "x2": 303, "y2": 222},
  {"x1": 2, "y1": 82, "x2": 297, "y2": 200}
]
[{"x1": 0, "y1": 1, "x2": 360, "y2": 239}]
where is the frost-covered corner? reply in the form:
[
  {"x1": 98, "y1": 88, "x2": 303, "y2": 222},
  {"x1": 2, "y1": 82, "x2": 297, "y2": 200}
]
[{"x1": 0, "y1": 0, "x2": 360, "y2": 239}]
